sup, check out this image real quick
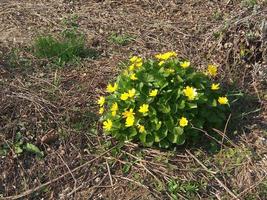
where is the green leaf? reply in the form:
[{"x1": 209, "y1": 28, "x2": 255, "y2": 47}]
[
  {"x1": 24, "y1": 143, "x2": 44, "y2": 157},
  {"x1": 141, "y1": 73, "x2": 155, "y2": 82},
  {"x1": 177, "y1": 100, "x2": 185, "y2": 109},
  {"x1": 176, "y1": 75, "x2": 184, "y2": 83},
  {"x1": 173, "y1": 127, "x2": 184, "y2": 135},
  {"x1": 0, "y1": 148, "x2": 7, "y2": 156},
  {"x1": 154, "y1": 127, "x2": 168, "y2": 142},
  {"x1": 151, "y1": 117, "x2": 162, "y2": 130},
  {"x1": 175, "y1": 89, "x2": 183, "y2": 100},
  {"x1": 165, "y1": 115, "x2": 175, "y2": 130},
  {"x1": 139, "y1": 133, "x2": 147, "y2": 144},
  {"x1": 211, "y1": 99, "x2": 217, "y2": 107},
  {"x1": 158, "y1": 104, "x2": 171, "y2": 113},
  {"x1": 186, "y1": 102, "x2": 197, "y2": 109},
  {"x1": 168, "y1": 127, "x2": 185, "y2": 144},
  {"x1": 15, "y1": 145, "x2": 23, "y2": 154},
  {"x1": 145, "y1": 134, "x2": 154, "y2": 147},
  {"x1": 159, "y1": 139, "x2": 170, "y2": 149},
  {"x1": 122, "y1": 163, "x2": 132, "y2": 174},
  {"x1": 128, "y1": 127, "x2": 137, "y2": 138}
]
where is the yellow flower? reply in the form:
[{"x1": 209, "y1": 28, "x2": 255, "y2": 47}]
[
  {"x1": 136, "y1": 58, "x2": 142, "y2": 63},
  {"x1": 103, "y1": 119, "x2": 112, "y2": 131},
  {"x1": 179, "y1": 117, "x2": 188, "y2": 127},
  {"x1": 211, "y1": 83, "x2": 220, "y2": 90},
  {"x1": 139, "y1": 104, "x2": 149, "y2": 114},
  {"x1": 99, "y1": 107, "x2": 104, "y2": 114},
  {"x1": 122, "y1": 108, "x2": 135, "y2": 118},
  {"x1": 130, "y1": 73, "x2": 138, "y2": 80},
  {"x1": 137, "y1": 124, "x2": 145, "y2": 133},
  {"x1": 180, "y1": 61, "x2": 190, "y2": 68},
  {"x1": 111, "y1": 102, "x2": 118, "y2": 116},
  {"x1": 159, "y1": 61, "x2": 165, "y2": 66},
  {"x1": 207, "y1": 64, "x2": 217, "y2": 77},
  {"x1": 120, "y1": 93, "x2": 129, "y2": 101},
  {"x1": 128, "y1": 88, "x2": 136, "y2": 98},
  {"x1": 183, "y1": 86, "x2": 197, "y2": 100},
  {"x1": 129, "y1": 64, "x2": 135, "y2": 71},
  {"x1": 155, "y1": 52, "x2": 177, "y2": 60},
  {"x1": 135, "y1": 62, "x2": 142, "y2": 68},
  {"x1": 149, "y1": 89, "x2": 158, "y2": 97},
  {"x1": 97, "y1": 96, "x2": 105, "y2": 106},
  {"x1": 106, "y1": 83, "x2": 118, "y2": 93},
  {"x1": 125, "y1": 116, "x2": 135, "y2": 127},
  {"x1": 130, "y1": 56, "x2": 138, "y2": 63},
  {"x1": 218, "y1": 96, "x2": 228, "y2": 105}
]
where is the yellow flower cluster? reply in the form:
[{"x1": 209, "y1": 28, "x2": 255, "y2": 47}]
[
  {"x1": 111, "y1": 102, "x2": 118, "y2": 116},
  {"x1": 122, "y1": 108, "x2": 135, "y2": 127},
  {"x1": 129, "y1": 56, "x2": 143, "y2": 71},
  {"x1": 97, "y1": 96, "x2": 105, "y2": 114},
  {"x1": 120, "y1": 88, "x2": 136, "y2": 101},
  {"x1": 100, "y1": 54, "x2": 229, "y2": 137},
  {"x1": 155, "y1": 51, "x2": 177, "y2": 60}
]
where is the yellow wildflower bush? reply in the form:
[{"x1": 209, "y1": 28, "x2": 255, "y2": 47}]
[{"x1": 98, "y1": 52, "x2": 230, "y2": 148}]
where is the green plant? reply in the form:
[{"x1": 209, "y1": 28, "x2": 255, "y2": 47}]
[
  {"x1": 0, "y1": 132, "x2": 43, "y2": 157},
  {"x1": 109, "y1": 33, "x2": 135, "y2": 46},
  {"x1": 98, "y1": 52, "x2": 230, "y2": 148},
  {"x1": 33, "y1": 18, "x2": 98, "y2": 66},
  {"x1": 242, "y1": 0, "x2": 258, "y2": 8},
  {"x1": 167, "y1": 179, "x2": 201, "y2": 199}
]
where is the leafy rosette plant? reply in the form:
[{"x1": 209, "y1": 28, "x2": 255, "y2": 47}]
[{"x1": 97, "y1": 52, "x2": 230, "y2": 148}]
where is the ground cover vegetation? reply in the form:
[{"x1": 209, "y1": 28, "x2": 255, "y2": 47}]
[{"x1": 0, "y1": 0, "x2": 266, "y2": 199}]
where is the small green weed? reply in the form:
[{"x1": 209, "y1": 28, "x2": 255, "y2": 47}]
[
  {"x1": 109, "y1": 33, "x2": 135, "y2": 46},
  {"x1": 0, "y1": 132, "x2": 44, "y2": 158},
  {"x1": 34, "y1": 17, "x2": 98, "y2": 66},
  {"x1": 242, "y1": 0, "x2": 258, "y2": 8},
  {"x1": 167, "y1": 179, "x2": 201, "y2": 199}
]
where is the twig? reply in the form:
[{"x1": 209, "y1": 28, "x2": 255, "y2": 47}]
[
  {"x1": 105, "y1": 160, "x2": 114, "y2": 187},
  {"x1": 221, "y1": 114, "x2": 232, "y2": 150}
]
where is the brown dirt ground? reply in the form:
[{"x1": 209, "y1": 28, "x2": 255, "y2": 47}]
[{"x1": 0, "y1": 0, "x2": 267, "y2": 199}]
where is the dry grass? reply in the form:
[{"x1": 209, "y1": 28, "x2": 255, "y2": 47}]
[{"x1": 0, "y1": 0, "x2": 267, "y2": 199}]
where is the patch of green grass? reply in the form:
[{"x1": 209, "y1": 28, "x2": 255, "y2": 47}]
[
  {"x1": 242, "y1": 0, "x2": 258, "y2": 8},
  {"x1": 109, "y1": 33, "x2": 135, "y2": 46},
  {"x1": 34, "y1": 17, "x2": 98, "y2": 66},
  {"x1": 167, "y1": 179, "x2": 203, "y2": 199}
]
